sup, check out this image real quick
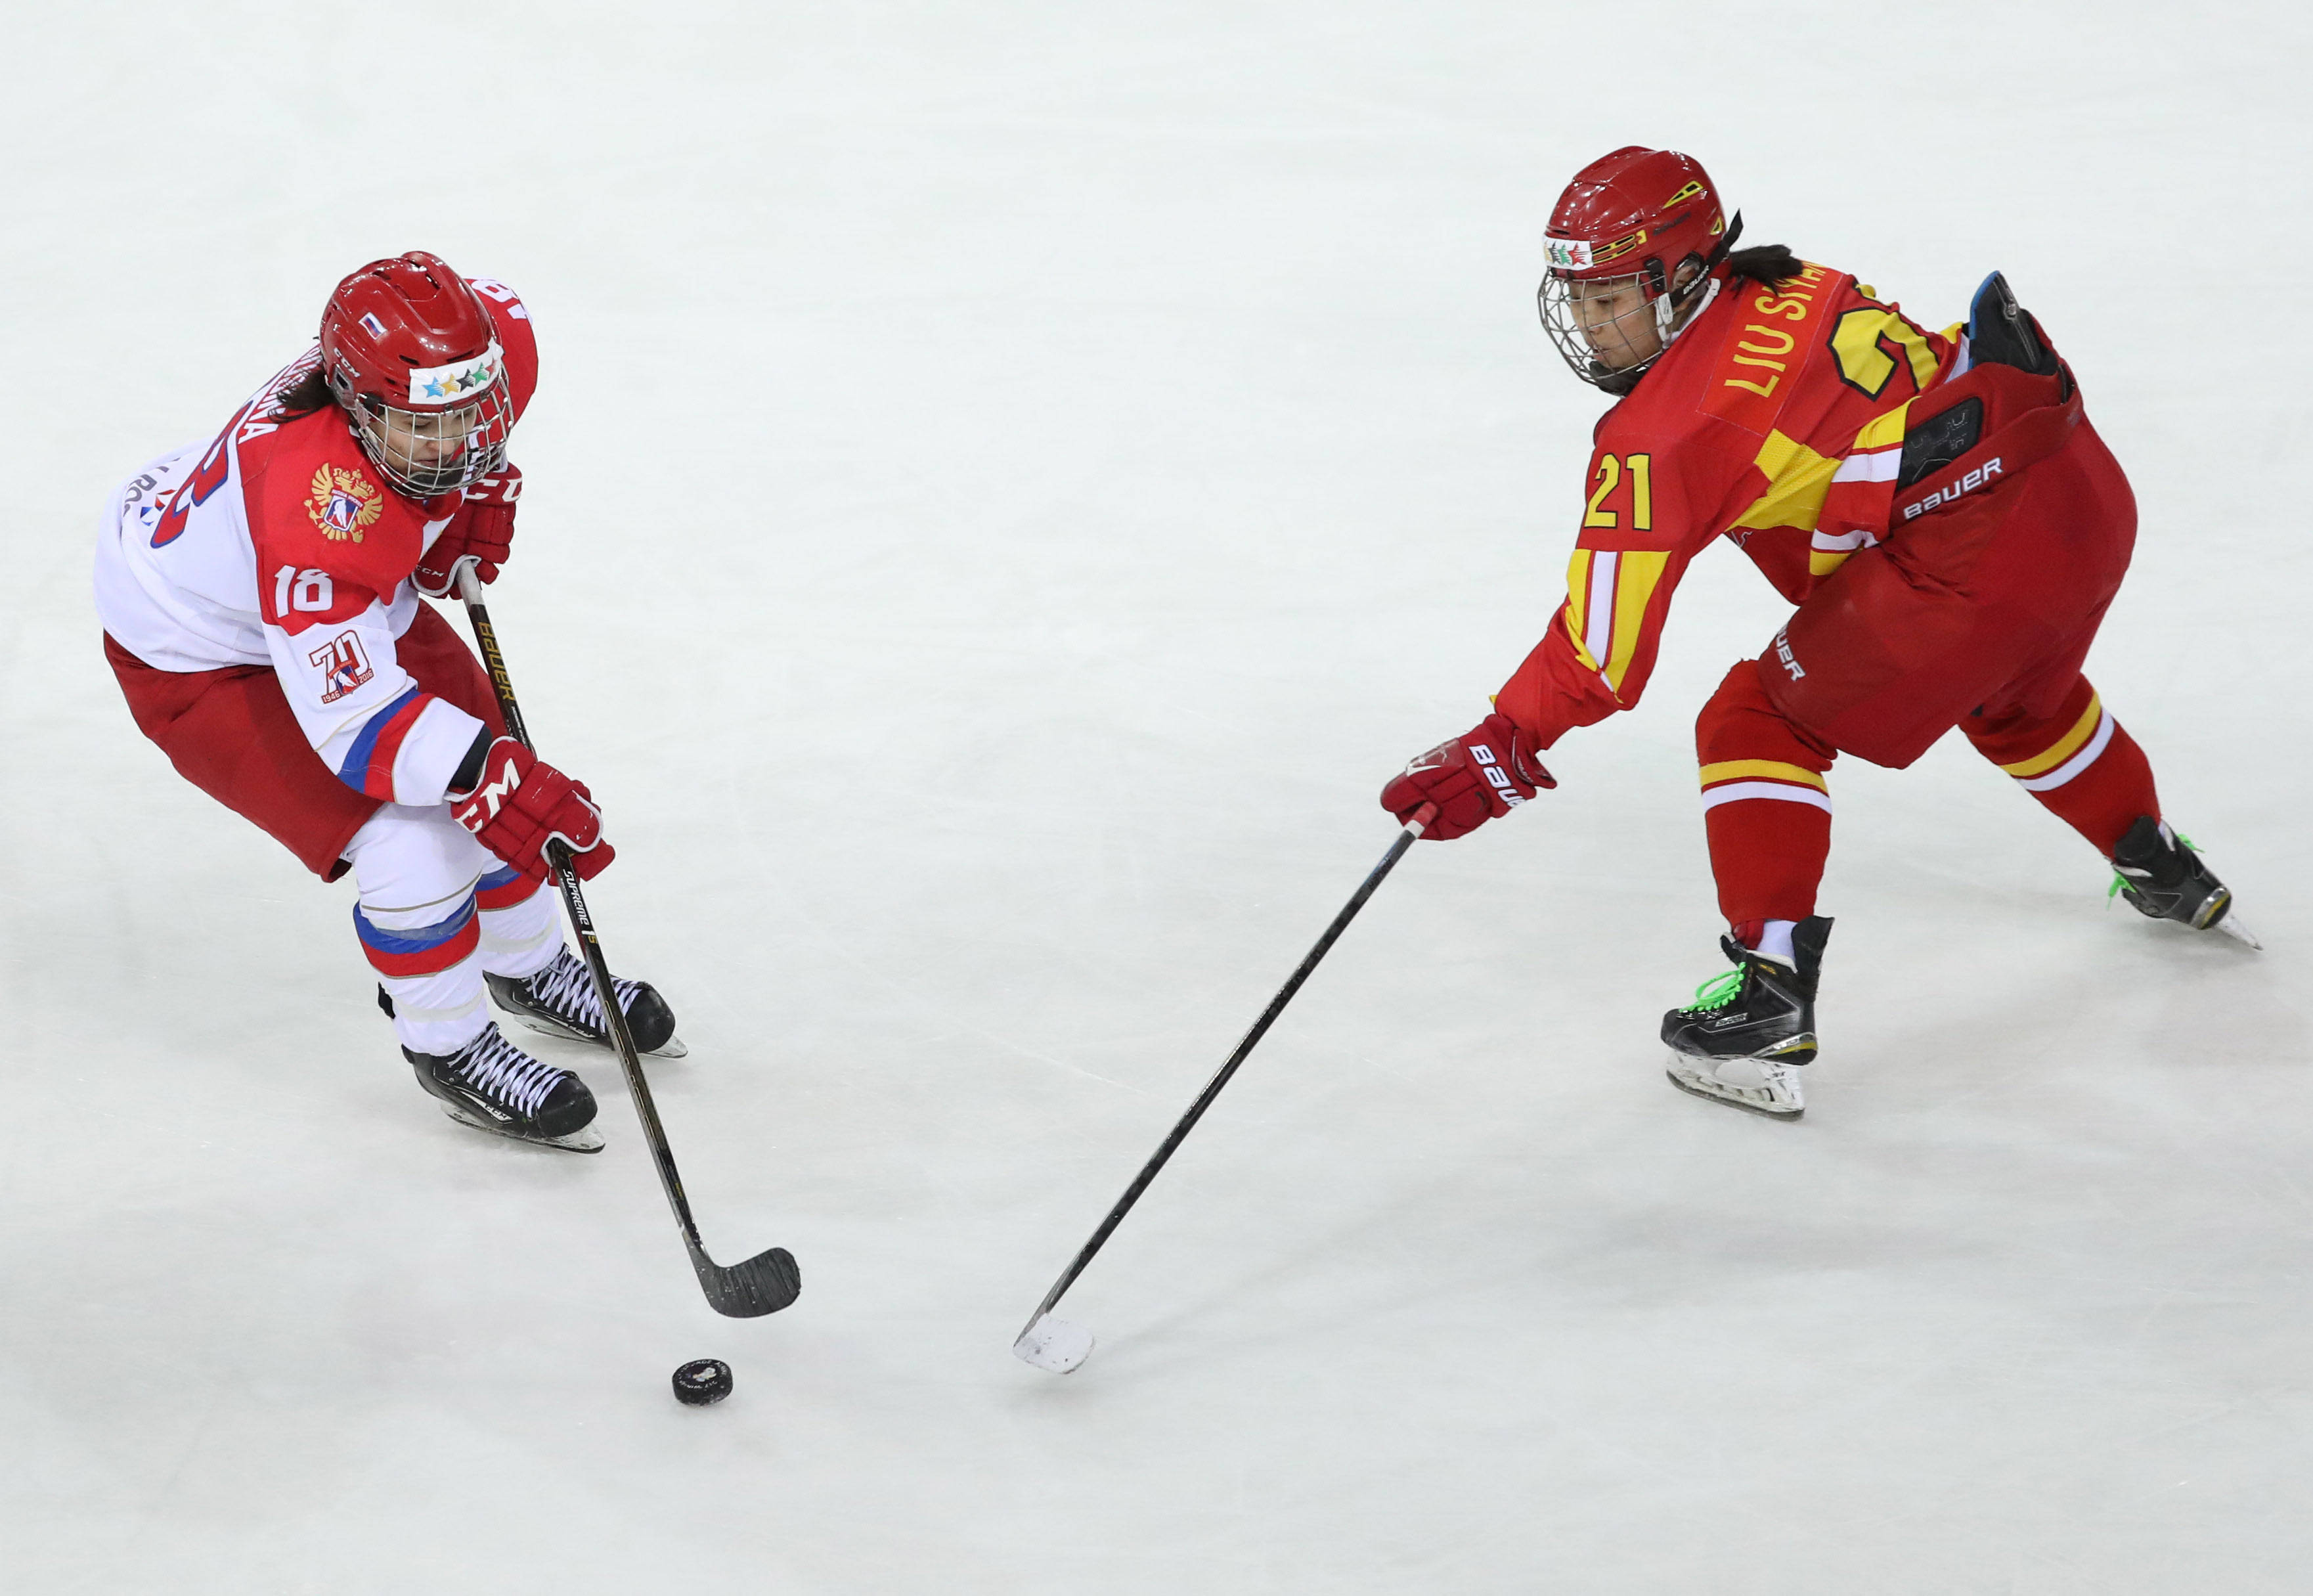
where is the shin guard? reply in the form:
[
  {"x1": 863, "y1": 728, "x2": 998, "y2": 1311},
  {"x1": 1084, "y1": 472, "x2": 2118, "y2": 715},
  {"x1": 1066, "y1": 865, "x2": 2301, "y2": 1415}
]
[
  {"x1": 1965, "y1": 676, "x2": 2159, "y2": 856},
  {"x1": 476, "y1": 864, "x2": 563, "y2": 983},
  {"x1": 1698, "y1": 663, "x2": 1837, "y2": 927}
]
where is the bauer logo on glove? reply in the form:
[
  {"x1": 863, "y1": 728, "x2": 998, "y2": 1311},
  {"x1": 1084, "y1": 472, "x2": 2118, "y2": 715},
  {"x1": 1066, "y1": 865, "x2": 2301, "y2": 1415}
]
[
  {"x1": 1380, "y1": 712, "x2": 1555, "y2": 841},
  {"x1": 450, "y1": 735, "x2": 615, "y2": 881}
]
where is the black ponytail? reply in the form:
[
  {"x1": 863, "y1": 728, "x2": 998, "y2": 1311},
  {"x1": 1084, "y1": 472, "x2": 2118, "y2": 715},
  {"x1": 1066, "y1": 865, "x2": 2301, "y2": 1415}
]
[
  {"x1": 1725, "y1": 244, "x2": 1805, "y2": 289},
  {"x1": 273, "y1": 366, "x2": 339, "y2": 418}
]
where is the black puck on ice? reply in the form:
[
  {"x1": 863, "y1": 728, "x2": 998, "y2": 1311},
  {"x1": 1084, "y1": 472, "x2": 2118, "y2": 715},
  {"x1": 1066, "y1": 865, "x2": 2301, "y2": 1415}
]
[{"x1": 672, "y1": 1358, "x2": 734, "y2": 1406}]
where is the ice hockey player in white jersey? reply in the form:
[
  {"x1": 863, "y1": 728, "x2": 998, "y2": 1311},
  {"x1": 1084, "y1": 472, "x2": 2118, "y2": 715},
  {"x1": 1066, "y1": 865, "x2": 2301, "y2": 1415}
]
[{"x1": 95, "y1": 252, "x2": 678, "y2": 1151}]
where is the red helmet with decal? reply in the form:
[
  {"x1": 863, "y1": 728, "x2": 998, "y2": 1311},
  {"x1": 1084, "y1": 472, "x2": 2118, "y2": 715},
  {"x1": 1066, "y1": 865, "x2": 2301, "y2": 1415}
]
[
  {"x1": 318, "y1": 252, "x2": 513, "y2": 500},
  {"x1": 1537, "y1": 146, "x2": 1742, "y2": 393}
]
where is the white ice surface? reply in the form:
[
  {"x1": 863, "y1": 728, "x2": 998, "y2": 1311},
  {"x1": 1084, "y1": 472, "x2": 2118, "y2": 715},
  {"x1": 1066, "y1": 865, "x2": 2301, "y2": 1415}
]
[{"x1": 7, "y1": 4, "x2": 2312, "y2": 1591}]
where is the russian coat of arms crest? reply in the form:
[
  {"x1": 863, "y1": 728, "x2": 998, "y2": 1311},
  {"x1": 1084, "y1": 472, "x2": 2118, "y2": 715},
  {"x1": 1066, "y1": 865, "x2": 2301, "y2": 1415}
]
[{"x1": 304, "y1": 464, "x2": 384, "y2": 543}]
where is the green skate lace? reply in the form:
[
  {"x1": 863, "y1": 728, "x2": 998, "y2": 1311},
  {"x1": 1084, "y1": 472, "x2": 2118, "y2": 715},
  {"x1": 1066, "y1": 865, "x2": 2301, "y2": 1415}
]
[
  {"x1": 2109, "y1": 831, "x2": 2198, "y2": 901},
  {"x1": 1687, "y1": 967, "x2": 1744, "y2": 1011}
]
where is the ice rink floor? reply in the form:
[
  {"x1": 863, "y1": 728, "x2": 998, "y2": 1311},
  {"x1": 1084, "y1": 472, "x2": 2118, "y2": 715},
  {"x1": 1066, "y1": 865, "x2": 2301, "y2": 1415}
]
[{"x1": 7, "y1": 4, "x2": 2310, "y2": 1591}]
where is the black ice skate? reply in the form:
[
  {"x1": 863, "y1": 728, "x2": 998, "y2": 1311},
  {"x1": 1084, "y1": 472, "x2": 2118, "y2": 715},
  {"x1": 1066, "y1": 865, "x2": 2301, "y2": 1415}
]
[
  {"x1": 486, "y1": 946, "x2": 687, "y2": 1059},
  {"x1": 1660, "y1": 916, "x2": 1834, "y2": 1120},
  {"x1": 2110, "y1": 816, "x2": 2259, "y2": 948},
  {"x1": 407, "y1": 1021, "x2": 603, "y2": 1153}
]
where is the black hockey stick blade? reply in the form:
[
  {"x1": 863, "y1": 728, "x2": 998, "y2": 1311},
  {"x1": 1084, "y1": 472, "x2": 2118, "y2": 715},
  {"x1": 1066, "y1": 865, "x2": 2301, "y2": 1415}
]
[{"x1": 691, "y1": 1237, "x2": 803, "y2": 1318}]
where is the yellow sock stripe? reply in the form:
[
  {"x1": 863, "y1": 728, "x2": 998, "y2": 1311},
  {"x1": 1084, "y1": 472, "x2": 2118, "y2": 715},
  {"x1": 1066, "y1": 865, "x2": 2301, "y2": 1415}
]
[
  {"x1": 1699, "y1": 760, "x2": 1829, "y2": 793},
  {"x1": 1602, "y1": 550, "x2": 1669, "y2": 692},
  {"x1": 2016, "y1": 709, "x2": 2115, "y2": 792},
  {"x1": 2000, "y1": 692, "x2": 2104, "y2": 778}
]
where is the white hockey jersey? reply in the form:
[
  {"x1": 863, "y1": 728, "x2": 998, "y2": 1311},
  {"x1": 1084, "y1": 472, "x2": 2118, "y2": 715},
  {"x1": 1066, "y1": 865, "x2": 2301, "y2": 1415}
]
[{"x1": 95, "y1": 280, "x2": 539, "y2": 807}]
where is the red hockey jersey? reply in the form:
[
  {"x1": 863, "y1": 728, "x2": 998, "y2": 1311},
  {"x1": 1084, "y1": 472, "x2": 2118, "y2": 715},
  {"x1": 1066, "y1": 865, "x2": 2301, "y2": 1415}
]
[{"x1": 1495, "y1": 265, "x2": 1962, "y2": 747}]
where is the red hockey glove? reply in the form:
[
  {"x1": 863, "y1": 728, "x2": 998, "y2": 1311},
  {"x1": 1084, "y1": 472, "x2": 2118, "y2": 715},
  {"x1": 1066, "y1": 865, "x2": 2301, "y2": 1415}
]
[
  {"x1": 449, "y1": 736, "x2": 615, "y2": 882},
  {"x1": 414, "y1": 464, "x2": 522, "y2": 598},
  {"x1": 1380, "y1": 712, "x2": 1556, "y2": 841}
]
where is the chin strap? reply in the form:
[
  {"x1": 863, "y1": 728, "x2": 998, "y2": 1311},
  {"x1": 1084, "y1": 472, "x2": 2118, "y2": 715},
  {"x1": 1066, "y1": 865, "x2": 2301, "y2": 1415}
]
[
  {"x1": 1694, "y1": 211, "x2": 1744, "y2": 291},
  {"x1": 1652, "y1": 276, "x2": 1721, "y2": 352}
]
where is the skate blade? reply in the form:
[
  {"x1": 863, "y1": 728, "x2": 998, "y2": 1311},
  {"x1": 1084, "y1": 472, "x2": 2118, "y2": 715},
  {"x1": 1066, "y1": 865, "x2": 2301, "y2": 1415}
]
[
  {"x1": 1665, "y1": 1055, "x2": 1806, "y2": 1119},
  {"x1": 438, "y1": 1101, "x2": 606, "y2": 1153},
  {"x1": 2214, "y1": 914, "x2": 2263, "y2": 950},
  {"x1": 1013, "y1": 1314, "x2": 1095, "y2": 1374},
  {"x1": 508, "y1": 1011, "x2": 688, "y2": 1059}
]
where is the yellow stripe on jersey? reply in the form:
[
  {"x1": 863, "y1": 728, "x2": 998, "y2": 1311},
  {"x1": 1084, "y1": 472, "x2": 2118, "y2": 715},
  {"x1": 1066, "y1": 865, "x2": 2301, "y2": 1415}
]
[
  {"x1": 1698, "y1": 759, "x2": 1829, "y2": 793},
  {"x1": 1563, "y1": 548, "x2": 1600, "y2": 672},
  {"x1": 1602, "y1": 551, "x2": 1668, "y2": 692},
  {"x1": 1850, "y1": 405, "x2": 1912, "y2": 451},
  {"x1": 2001, "y1": 692, "x2": 2104, "y2": 777},
  {"x1": 1729, "y1": 430, "x2": 1839, "y2": 536}
]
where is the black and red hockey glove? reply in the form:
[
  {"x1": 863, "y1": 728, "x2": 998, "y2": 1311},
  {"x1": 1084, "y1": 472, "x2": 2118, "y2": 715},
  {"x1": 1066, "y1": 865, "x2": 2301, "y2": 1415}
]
[
  {"x1": 414, "y1": 464, "x2": 522, "y2": 597},
  {"x1": 1380, "y1": 712, "x2": 1555, "y2": 840},
  {"x1": 450, "y1": 736, "x2": 615, "y2": 882}
]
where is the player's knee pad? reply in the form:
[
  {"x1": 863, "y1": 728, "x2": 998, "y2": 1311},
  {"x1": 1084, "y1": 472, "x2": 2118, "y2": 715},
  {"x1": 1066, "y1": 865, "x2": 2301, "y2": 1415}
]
[
  {"x1": 343, "y1": 802, "x2": 495, "y2": 929},
  {"x1": 1696, "y1": 662, "x2": 1834, "y2": 768}
]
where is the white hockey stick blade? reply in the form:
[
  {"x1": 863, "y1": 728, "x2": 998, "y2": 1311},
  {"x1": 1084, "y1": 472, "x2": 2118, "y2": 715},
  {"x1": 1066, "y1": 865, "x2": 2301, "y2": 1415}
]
[
  {"x1": 1013, "y1": 1315, "x2": 1095, "y2": 1373},
  {"x1": 2217, "y1": 913, "x2": 2262, "y2": 950}
]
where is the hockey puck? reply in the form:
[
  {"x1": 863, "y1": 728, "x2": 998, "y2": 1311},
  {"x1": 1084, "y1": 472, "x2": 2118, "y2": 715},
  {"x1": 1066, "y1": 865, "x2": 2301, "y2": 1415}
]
[{"x1": 671, "y1": 1358, "x2": 733, "y2": 1406}]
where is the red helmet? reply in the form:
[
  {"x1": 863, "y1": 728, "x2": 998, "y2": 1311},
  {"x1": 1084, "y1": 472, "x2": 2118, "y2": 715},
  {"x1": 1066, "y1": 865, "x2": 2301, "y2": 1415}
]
[
  {"x1": 1537, "y1": 147, "x2": 1741, "y2": 392},
  {"x1": 318, "y1": 252, "x2": 513, "y2": 499}
]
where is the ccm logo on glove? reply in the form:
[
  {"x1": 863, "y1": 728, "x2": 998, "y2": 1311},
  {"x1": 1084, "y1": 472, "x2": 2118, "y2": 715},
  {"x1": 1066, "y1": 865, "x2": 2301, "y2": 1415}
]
[
  {"x1": 450, "y1": 735, "x2": 615, "y2": 882},
  {"x1": 1380, "y1": 712, "x2": 1555, "y2": 841}
]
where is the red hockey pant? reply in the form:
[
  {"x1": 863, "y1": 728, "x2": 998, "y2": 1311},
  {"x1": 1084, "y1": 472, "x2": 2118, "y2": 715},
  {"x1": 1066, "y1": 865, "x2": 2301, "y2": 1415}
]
[{"x1": 1696, "y1": 417, "x2": 2161, "y2": 928}]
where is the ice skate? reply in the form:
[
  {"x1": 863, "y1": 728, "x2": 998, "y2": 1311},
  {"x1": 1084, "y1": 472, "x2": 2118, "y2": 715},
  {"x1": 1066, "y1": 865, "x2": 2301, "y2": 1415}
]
[
  {"x1": 2110, "y1": 817, "x2": 2258, "y2": 949},
  {"x1": 407, "y1": 1021, "x2": 603, "y2": 1152},
  {"x1": 486, "y1": 946, "x2": 687, "y2": 1058},
  {"x1": 1660, "y1": 916, "x2": 1832, "y2": 1120}
]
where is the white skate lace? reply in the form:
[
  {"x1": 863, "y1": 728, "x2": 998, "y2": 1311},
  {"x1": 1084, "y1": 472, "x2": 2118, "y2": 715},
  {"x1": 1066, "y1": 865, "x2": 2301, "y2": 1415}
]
[
  {"x1": 527, "y1": 948, "x2": 638, "y2": 1033},
  {"x1": 455, "y1": 1027, "x2": 567, "y2": 1117}
]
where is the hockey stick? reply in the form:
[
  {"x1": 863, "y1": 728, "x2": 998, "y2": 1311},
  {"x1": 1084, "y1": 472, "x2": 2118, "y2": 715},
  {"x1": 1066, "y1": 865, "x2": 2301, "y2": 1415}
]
[
  {"x1": 454, "y1": 565, "x2": 800, "y2": 1318},
  {"x1": 1013, "y1": 802, "x2": 1438, "y2": 1373}
]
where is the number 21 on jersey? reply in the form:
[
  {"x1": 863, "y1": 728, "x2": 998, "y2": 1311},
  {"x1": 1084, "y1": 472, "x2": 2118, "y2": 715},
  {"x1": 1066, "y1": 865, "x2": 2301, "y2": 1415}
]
[{"x1": 1583, "y1": 453, "x2": 1653, "y2": 532}]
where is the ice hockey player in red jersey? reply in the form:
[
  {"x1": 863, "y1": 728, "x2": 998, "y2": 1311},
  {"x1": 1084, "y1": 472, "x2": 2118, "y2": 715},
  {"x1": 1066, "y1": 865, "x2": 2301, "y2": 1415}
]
[
  {"x1": 96, "y1": 252, "x2": 681, "y2": 1151},
  {"x1": 1382, "y1": 147, "x2": 2253, "y2": 1120}
]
